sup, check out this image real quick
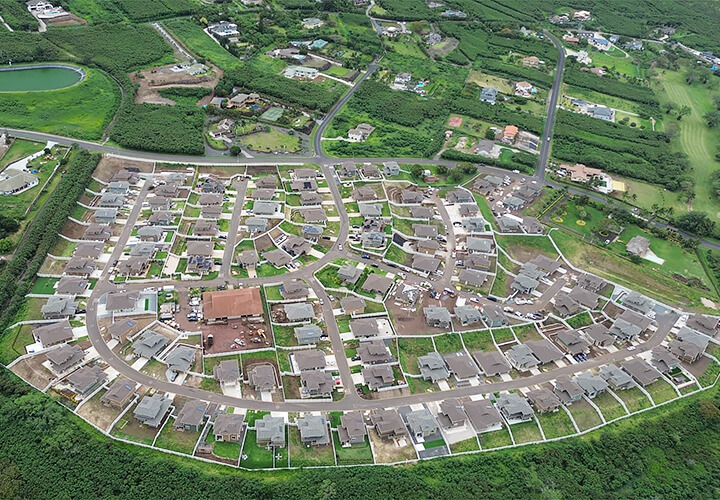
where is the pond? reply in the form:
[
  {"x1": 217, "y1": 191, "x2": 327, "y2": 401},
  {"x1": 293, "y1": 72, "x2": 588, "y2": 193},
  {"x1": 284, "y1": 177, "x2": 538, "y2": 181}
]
[{"x1": 0, "y1": 65, "x2": 85, "y2": 92}]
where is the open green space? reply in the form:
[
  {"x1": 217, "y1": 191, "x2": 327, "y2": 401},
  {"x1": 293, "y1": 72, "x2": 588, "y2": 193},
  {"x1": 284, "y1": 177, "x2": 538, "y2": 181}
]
[
  {"x1": 449, "y1": 437, "x2": 480, "y2": 454},
  {"x1": 478, "y1": 427, "x2": 512, "y2": 449},
  {"x1": 566, "y1": 399, "x2": 603, "y2": 431},
  {"x1": 536, "y1": 409, "x2": 576, "y2": 439},
  {"x1": 491, "y1": 328, "x2": 514, "y2": 344},
  {"x1": 398, "y1": 336, "x2": 437, "y2": 375},
  {"x1": 614, "y1": 387, "x2": 652, "y2": 413},
  {"x1": 495, "y1": 234, "x2": 558, "y2": 261},
  {"x1": 509, "y1": 420, "x2": 543, "y2": 444},
  {"x1": 461, "y1": 330, "x2": 494, "y2": 352},
  {"x1": 240, "y1": 129, "x2": 301, "y2": 154},
  {"x1": 154, "y1": 418, "x2": 201, "y2": 455},
  {"x1": 206, "y1": 432, "x2": 241, "y2": 460},
  {"x1": 240, "y1": 430, "x2": 277, "y2": 469},
  {"x1": 0, "y1": 67, "x2": 120, "y2": 141},
  {"x1": 644, "y1": 380, "x2": 679, "y2": 405},
  {"x1": 30, "y1": 277, "x2": 59, "y2": 295},
  {"x1": 289, "y1": 426, "x2": 334, "y2": 467},
  {"x1": 592, "y1": 392, "x2": 628, "y2": 422},
  {"x1": 332, "y1": 432, "x2": 374, "y2": 465}
]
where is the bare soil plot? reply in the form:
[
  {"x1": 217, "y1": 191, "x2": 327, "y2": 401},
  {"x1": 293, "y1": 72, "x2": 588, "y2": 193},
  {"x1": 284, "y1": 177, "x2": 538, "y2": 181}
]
[
  {"x1": 94, "y1": 156, "x2": 153, "y2": 182},
  {"x1": 111, "y1": 402, "x2": 163, "y2": 445},
  {"x1": 368, "y1": 428, "x2": 416, "y2": 463},
  {"x1": 131, "y1": 64, "x2": 221, "y2": 106},
  {"x1": 10, "y1": 356, "x2": 54, "y2": 390},
  {"x1": 61, "y1": 219, "x2": 89, "y2": 239},
  {"x1": 76, "y1": 389, "x2": 123, "y2": 431}
]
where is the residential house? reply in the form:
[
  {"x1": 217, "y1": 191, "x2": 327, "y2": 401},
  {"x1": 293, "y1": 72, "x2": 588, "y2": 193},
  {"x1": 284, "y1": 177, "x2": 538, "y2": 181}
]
[
  {"x1": 74, "y1": 242, "x2": 104, "y2": 258},
  {"x1": 362, "y1": 231, "x2": 385, "y2": 249},
  {"x1": 437, "y1": 399, "x2": 466, "y2": 429},
  {"x1": 686, "y1": 314, "x2": 719, "y2": 336},
  {"x1": 527, "y1": 388, "x2": 562, "y2": 413},
  {"x1": 283, "y1": 66, "x2": 319, "y2": 80},
  {"x1": 412, "y1": 255, "x2": 441, "y2": 274},
  {"x1": 294, "y1": 349, "x2": 326, "y2": 372},
  {"x1": 236, "y1": 250, "x2": 259, "y2": 268},
  {"x1": 464, "y1": 253, "x2": 492, "y2": 271},
  {"x1": 338, "y1": 412, "x2": 366, "y2": 446},
  {"x1": 303, "y1": 208, "x2": 327, "y2": 224},
  {"x1": 553, "y1": 375, "x2": 584, "y2": 405},
  {"x1": 302, "y1": 225, "x2": 323, "y2": 240},
  {"x1": 283, "y1": 236, "x2": 311, "y2": 257},
  {"x1": 297, "y1": 415, "x2": 330, "y2": 446},
  {"x1": 280, "y1": 280, "x2": 309, "y2": 300},
  {"x1": 511, "y1": 274, "x2": 539, "y2": 294},
  {"x1": 101, "y1": 378, "x2": 136, "y2": 409},
  {"x1": 137, "y1": 226, "x2": 164, "y2": 242},
  {"x1": 352, "y1": 186, "x2": 377, "y2": 201},
  {"x1": 464, "y1": 399, "x2": 503, "y2": 433},
  {"x1": 214, "y1": 359, "x2": 240, "y2": 388},
  {"x1": 107, "y1": 318, "x2": 137, "y2": 344},
  {"x1": 362, "y1": 274, "x2": 393, "y2": 295},
  {"x1": 523, "y1": 56, "x2": 540, "y2": 68},
  {"x1": 148, "y1": 197, "x2": 171, "y2": 212},
  {"x1": 56, "y1": 277, "x2": 88, "y2": 296},
  {"x1": 83, "y1": 224, "x2": 112, "y2": 241},
  {"x1": 526, "y1": 340, "x2": 564, "y2": 365},
  {"x1": 338, "y1": 264, "x2": 363, "y2": 285},
  {"x1": 568, "y1": 286, "x2": 599, "y2": 310},
  {"x1": 350, "y1": 319, "x2": 380, "y2": 339},
  {"x1": 406, "y1": 408, "x2": 439, "y2": 439},
  {"x1": 447, "y1": 189, "x2": 473, "y2": 204},
  {"x1": 202, "y1": 288, "x2": 263, "y2": 322},
  {"x1": 480, "y1": 87, "x2": 498, "y2": 104},
  {"x1": 339, "y1": 162, "x2": 358, "y2": 177},
  {"x1": 252, "y1": 189, "x2": 275, "y2": 201},
  {"x1": 200, "y1": 177, "x2": 225, "y2": 194},
  {"x1": 284, "y1": 302, "x2": 315, "y2": 323},
  {"x1": 132, "y1": 331, "x2": 169, "y2": 359},
  {"x1": 291, "y1": 179, "x2": 318, "y2": 192},
  {"x1": 117, "y1": 256, "x2": 150, "y2": 277},
  {"x1": 669, "y1": 326, "x2": 710, "y2": 363},
  {"x1": 555, "y1": 329, "x2": 590, "y2": 355},
  {"x1": 383, "y1": 161, "x2": 400, "y2": 176},
  {"x1": 584, "y1": 323, "x2": 615, "y2": 348},
  {"x1": 497, "y1": 216, "x2": 522, "y2": 233},
  {"x1": 481, "y1": 305, "x2": 508, "y2": 327},
  {"x1": 213, "y1": 413, "x2": 245, "y2": 442},
  {"x1": 41, "y1": 296, "x2": 78, "y2": 319},
  {"x1": 466, "y1": 237, "x2": 493, "y2": 254},
  {"x1": 501, "y1": 125, "x2": 519, "y2": 143},
  {"x1": 371, "y1": 409, "x2": 406, "y2": 439},
  {"x1": 496, "y1": 393, "x2": 534, "y2": 422},
  {"x1": 505, "y1": 344, "x2": 540, "y2": 371},
  {"x1": 626, "y1": 236, "x2": 650, "y2": 257},
  {"x1": 340, "y1": 296, "x2": 366, "y2": 315},
  {"x1": 98, "y1": 193, "x2": 124, "y2": 208},
  {"x1": 363, "y1": 365, "x2": 395, "y2": 391},
  {"x1": 443, "y1": 352, "x2": 480, "y2": 383},
  {"x1": 67, "y1": 366, "x2": 106, "y2": 395},
  {"x1": 248, "y1": 364, "x2": 276, "y2": 392},
  {"x1": 623, "y1": 292, "x2": 653, "y2": 315},
  {"x1": 264, "y1": 249, "x2": 291, "y2": 268},
  {"x1": 574, "y1": 372, "x2": 608, "y2": 398},
  {"x1": 400, "y1": 190, "x2": 424, "y2": 204},
  {"x1": 294, "y1": 324, "x2": 323, "y2": 345},
  {"x1": 348, "y1": 123, "x2": 375, "y2": 141},
  {"x1": 33, "y1": 320, "x2": 73, "y2": 349},
  {"x1": 577, "y1": 273, "x2": 606, "y2": 293},
  {"x1": 361, "y1": 164, "x2": 381, "y2": 178},
  {"x1": 424, "y1": 306, "x2": 452, "y2": 328},
  {"x1": 458, "y1": 269, "x2": 488, "y2": 288},
  {"x1": 134, "y1": 393, "x2": 172, "y2": 428},
  {"x1": 609, "y1": 318, "x2": 642, "y2": 341},
  {"x1": 149, "y1": 211, "x2": 174, "y2": 226},
  {"x1": 459, "y1": 205, "x2": 479, "y2": 217},
  {"x1": 253, "y1": 201, "x2": 280, "y2": 216},
  {"x1": 599, "y1": 365, "x2": 634, "y2": 390},
  {"x1": 93, "y1": 208, "x2": 117, "y2": 224},
  {"x1": 554, "y1": 295, "x2": 580, "y2": 317},
  {"x1": 473, "y1": 350, "x2": 511, "y2": 376},
  {"x1": 256, "y1": 415, "x2": 286, "y2": 448},
  {"x1": 358, "y1": 340, "x2": 394, "y2": 365},
  {"x1": 46, "y1": 344, "x2": 84, "y2": 374},
  {"x1": 300, "y1": 369, "x2": 335, "y2": 398},
  {"x1": 418, "y1": 352, "x2": 450, "y2": 382},
  {"x1": 650, "y1": 347, "x2": 680, "y2": 374},
  {"x1": 193, "y1": 219, "x2": 218, "y2": 237},
  {"x1": 256, "y1": 176, "x2": 278, "y2": 189},
  {"x1": 621, "y1": 358, "x2": 660, "y2": 387},
  {"x1": 300, "y1": 192, "x2": 322, "y2": 205},
  {"x1": 174, "y1": 400, "x2": 208, "y2": 432}
]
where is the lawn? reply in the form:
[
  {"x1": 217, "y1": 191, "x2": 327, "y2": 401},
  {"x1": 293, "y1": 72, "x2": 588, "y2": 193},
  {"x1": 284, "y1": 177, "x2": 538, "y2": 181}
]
[
  {"x1": 111, "y1": 414, "x2": 159, "y2": 446},
  {"x1": 509, "y1": 420, "x2": 543, "y2": 444},
  {"x1": 513, "y1": 324, "x2": 541, "y2": 343},
  {"x1": 644, "y1": 379, "x2": 678, "y2": 405},
  {"x1": 384, "y1": 244, "x2": 412, "y2": 267},
  {"x1": 490, "y1": 268, "x2": 508, "y2": 297},
  {"x1": 609, "y1": 176, "x2": 687, "y2": 215},
  {"x1": 449, "y1": 437, "x2": 480, "y2": 454},
  {"x1": 433, "y1": 334, "x2": 464, "y2": 354},
  {"x1": 0, "y1": 67, "x2": 120, "y2": 141},
  {"x1": 272, "y1": 324, "x2": 297, "y2": 348},
  {"x1": 588, "y1": 47, "x2": 641, "y2": 78},
  {"x1": 398, "y1": 337, "x2": 435, "y2": 375},
  {"x1": 206, "y1": 432, "x2": 241, "y2": 460},
  {"x1": 656, "y1": 68, "x2": 720, "y2": 216},
  {"x1": 31, "y1": 277, "x2": 59, "y2": 295},
  {"x1": 406, "y1": 376, "x2": 438, "y2": 394},
  {"x1": 550, "y1": 230, "x2": 715, "y2": 311},
  {"x1": 566, "y1": 399, "x2": 603, "y2": 431},
  {"x1": 537, "y1": 409, "x2": 576, "y2": 439},
  {"x1": 154, "y1": 418, "x2": 201, "y2": 455},
  {"x1": 0, "y1": 138, "x2": 46, "y2": 168},
  {"x1": 264, "y1": 285, "x2": 283, "y2": 301},
  {"x1": 289, "y1": 426, "x2": 335, "y2": 467},
  {"x1": 461, "y1": 330, "x2": 494, "y2": 351},
  {"x1": 566, "y1": 311, "x2": 594, "y2": 328},
  {"x1": 240, "y1": 430, "x2": 277, "y2": 469},
  {"x1": 164, "y1": 19, "x2": 240, "y2": 71},
  {"x1": 245, "y1": 410, "x2": 269, "y2": 427},
  {"x1": 495, "y1": 234, "x2": 559, "y2": 261},
  {"x1": 0, "y1": 324, "x2": 34, "y2": 364},
  {"x1": 240, "y1": 129, "x2": 301, "y2": 154},
  {"x1": 614, "y1": 387, "x2": 653, "y2": 413},
  {"x1": 478, "y1": 427, "x2": 513, "y2": 449},
  {"x1": 332, "y1": 432, "x2": 374, "y2": 465},
  {"x1": 256, "y1": 264, "x2": 288, "y2": 278},
  {"x1": 591, "y1": 392, "x2": 627, "y2": 422},
  {"x1": 491, "y1": 328, "x2": 514, "y2": 344},
  {"x1": 473, "y1": 194, "x2": 497, "y2": 231}
]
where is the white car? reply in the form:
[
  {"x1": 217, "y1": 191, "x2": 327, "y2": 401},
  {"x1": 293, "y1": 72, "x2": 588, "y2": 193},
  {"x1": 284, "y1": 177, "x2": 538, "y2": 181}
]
[
  {"x1": 338, "y1": 244, "x2": 343, "y2": 251},
  {"x1": 627, "y1": 346, "x2": 636, "y2": 351}
]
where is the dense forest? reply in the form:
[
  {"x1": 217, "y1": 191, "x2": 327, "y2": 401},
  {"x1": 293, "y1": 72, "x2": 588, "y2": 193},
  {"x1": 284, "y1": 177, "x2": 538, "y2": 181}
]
[{"x1": 0, "y1": 369, "x2": 719, "y2": 499}]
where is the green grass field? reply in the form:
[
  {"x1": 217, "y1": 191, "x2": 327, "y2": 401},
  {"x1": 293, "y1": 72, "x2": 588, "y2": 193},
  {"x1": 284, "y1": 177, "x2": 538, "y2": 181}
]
[
  {"x1": 449, "y1": 437, "x2": 480, "y2": 453},
  {"x1": 332, "y1": 432, "x2": 374, "y2": 465},
  {"x1": 536, "y1": 409, "x2": 576, "y2": 439},
  {"x1": 614, "y1": 387, "x2": 652, "y2": 413},
  {"x1": 461, "y1": 330, "x2": 494, "y2": 351},
  {"x1": 566, "y1": 399, "x2": 603, "y2": 431},
  {"x1": 509, "y1": 420, "x2": 543, "y2": 444},
  {"x1": 240, "y1": 430, "x2": 279, "y2": 469},
  {"x1": 240, "y1": 129, "x2": 301, "y2": 153},
  {"x1": 657, "y1": 68, "x2": 720, "y2": 217},
  {"x1": 154, "y1": 418, "x2": 201, "y2": 455},
  {"x1": 592, "y1": 391, "x2": 628, "y2": 421},
  {"x1": 163, "y1": 19, "x2": 240, "y2": 70},
  {"x1": 0, "y1": 67, "x2": 120, "y2": 140},
  {"x1": 644, "y1": 379, "x2": 678, "y2": 405},
  {"x1": 479, "y1": 427, "x2": 513, "y2": 449}
]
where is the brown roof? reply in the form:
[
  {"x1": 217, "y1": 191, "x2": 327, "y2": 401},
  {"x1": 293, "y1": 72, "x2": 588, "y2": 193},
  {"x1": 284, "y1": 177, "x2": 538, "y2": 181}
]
[{"x1": 202, "y1": 288, "x2": 263, "y2": 319}]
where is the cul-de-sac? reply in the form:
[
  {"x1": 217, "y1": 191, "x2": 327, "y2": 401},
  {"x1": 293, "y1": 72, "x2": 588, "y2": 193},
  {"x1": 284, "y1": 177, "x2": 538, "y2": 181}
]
[{"x1": 2, "y1": 1, "x2": 720, "y2": 498}]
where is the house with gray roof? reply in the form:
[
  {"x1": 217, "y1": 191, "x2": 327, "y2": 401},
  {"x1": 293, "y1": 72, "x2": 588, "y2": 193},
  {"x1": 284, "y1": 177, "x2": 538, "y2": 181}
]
[
  {"x1": 280, "y1": 280, "x2": 309, "y2": 300},
  {"x1": 339, "y1": 162, "x2": 358, "y2": 177},
  {"x1": 412, "y1": 255, "x2": 441, "y2": 274},
  {"x1": 568, "y1": 286, "x2": 599, "y2": 309},
  {"x1": 424, "y1": 306, "x2": 451, "y2": 328},
  {"x1": 338, "y1": 412, "x2": 366, "y2": 445},
  {"x1": 458, "y1": 269, "x2": 488, "y2": 288},
  {"x1": 621, "y1": 358, "x2": 660, "y2": 387},
  {"x1": 255, "y1": 176, "x2": 278, "y2": 189},
  {"x1": 284, "y1": 302, "x2": 315, "y2": 323},
  {"x1": 362, "y1": 365, "x2": 395, "y2": 391},
  {"x1": 497, "y1": 216, "x2": 522, "y2": 233},
  {"x1": 283, "y1": 236, "x2": 311, "y2": 257},
  {"x1": 527, "y1": 388, "x2": 562, "y2": 413},
  {"x1": 253, "y1": 201, "x2": 280, "y2": 215},
  {"x1": 417, "y1": 239, "x2": 440, "y2": 254},
  {"x1": 481, "y1": 305, "x2": 507, "y2": 327},
  {"x1": 669, "y1": 326, "x2": 710, "y2": 363},
  {"x1": 137, "y1": 226, "x2": 164, "y2": 242},
  {"x1": 134, "y1": 393, "x2": 172, "y2": 428},
  {"x1": 455, "y1": 305, "x2": 482, "y2": 326},
  {"x1": 609, "y1": 318, "x2": 642, "y2": 341},
  {"x1": 67, "y1": 366, "x2": 106, "y2": 395},
  {"x1": 246, "y1": 217, "x2": 268, "y2": 233},
  {"x1": 264, "y1": 249, "x2": 291, "y2": 268},
  {"x1": 200, "y1": 204, "x2": 222, "y2": 219},
  {"x1": 74, "y1": 242, "x2": 104, "y2": 258},
  {"x1": 362, "y1": 231, "x2": 385, "y2": 248},
  {"x1": 459, "y1": 205, "x2": 479, "y2": 217},
  {"x1": 553, "y1": 375, "x2": 584, "y2": 405},
  {"x1": 473, "y1": 350, "x2": 511, "y2": 376},
  {"x1": 623, "y1": 291, "x2": 653, "y2": 315},
  {"x1": 511, "y1": 274, "x2": 539, "y2": 294},
  {"x1": 94, "y1": 208, "x2": 118, "y2": 224},
  {"x1": 437, "y1": 399, "x2": 466, "y2": 429},
  {"x1": 505, "y1": 344, "x2": 539, "y2": 371},
  {"x1": 149, "y1": 211, "x2": 174, "y2": 226},
  {"x1": 101, "y1": 378, "x2": 135, "y2": 409},
  {"x1": 98, "y1": 193, "x2": 125, "y2": 208},
  {"x1": 573, "y1": 372, "x2": 608, "y2": 398},
  {"x1": 464, "y1": 399, "x2": 503, "y2": 433},
  {"x1": 504, "y1": 196, "x2": 525, "y2": 211},
  {"x1": 418, "y1": 352, "x2": 450, "y2": 382},
  {"x1": 577, "y1": 273, "x2": 606, "y2": 293},
  {"x1": 148, "y1": 197, "x2": 171, "y2": 212},
  {"x1": 406, "y1": 408, "x2": 439, "y2": 439},
  {"x1": 350, "y1": 318, "x2": 380, "y2": 338},
  {"x1": 303, "y1": 208, "x2": 327, "y2": 224},
  {"x1": 130, "y1": 242, "x2": 156, "y2": 258},
  {"x1": 447, "y1": 189, "x2": 473, "y2": 204},
  {"x1": 302, "y1": 225, "x2": 323, "y2": 239},
  {"x1": 301, "y1": 369, "x2": 335, "y2": 397},
  {"x1": 42, "y1": 296, "x2": 78, "y2": 319},
  {"x1": 338, "y1": 264, "x2": 363, "y2": 285},
  {"x1": 107, "y1": 181, "x2": 130, "y2": 194},
  {"x1": 248, "y1": 364, "x2": 276, "y2": 392},
  {"x1": 294, "y1": 349, "x2": 326, "y2": 372},
  {"x1": 650, "y1": 347, "x2": 680, "y2": 374},
  {"x1": 291, "y1": 179, "x2": 318, "y2": 192},
  {"x1": 554, "y1": 295, "x2": 580, "y2": 317},
  {"x1": 300, "y1": 192, "x2": 322, "y2": 205},
  {"x1": 358, "y1": 340, "x2": 395, "y2": 365},
  {"x1": 599, "y1": 365, "x2": 634, "y2": 390},
  {"x1": 33, "y1": 320, "x2": 73, "y2": 349},
  {"x1": 362, "y1": 274, "x2": 394, "y2": 295},
  {"x1": 237, "y1": 250, "x2": 259, "y2": 268},
  {"x1": 413, "y1": 224, "x2": 438, "y2": 239},
  {"x1": 256, "y1": 414, "x2": 286, "y2": 448},
  {"x1": 410, "y1": 206, "x2": 433, "y2": 219},
  {"x1": 555, "y1": 329, "x2": 590, "y2": 355},
  {"x1": 252, "y1": 188, "x2": 275, "y2": 200},
  {"x1": 340, "y1": 296, "x2": 365, "y2": 315},
  {"x1": 464, "y1": 253, "x2": 492, "y2": 270},
  {"x1": 584, "y1": 323, "x2": 615, "y2": 347},
  {"x1": 214, "y1": 413, "x2": 245, "y2": 442},
  {"x1": 361, "y1": 164, "x2": 381, "y2": 178},
  {"x1": 466, "y1": 237, "x2": 493, "y2": 253},
  {"x1": 194, "y1": 219, "x2": 218, "y2": 236},
  {"x1": 371, "y1": 409, "x2": 406, "y2": 438},
  {"x1": 400, "y1": 190, "x2": 424, "y2": 204},
  {"x1": 526, "y1": 339, "x2": 564, "y2": 365},
  {"x1": 383, "y1": 161, "x2": 400, "y2": 176},
  {"x1": 686, "y1": 314, "x2": 719, "y2": 336},
  {"x1": 496, "y1": 393, "x2": 534, "y2": 422},
  {"x1": 174, "y1": 399, "x2": 208, "y2": 432},
  {"x1": 108, "y1": 318, "x2": 137, "y2": 343},
  {"x1": 462, "y1": 217, "x2": 486, "y2": 234},
  {"x1": 480, "y1": 86, "x2": 498, "y2": 104},
  {"x1": 214, "y1": 359, "x2": 240, "y2": 387},
  {"x1": 132, "y1": 331, "x2": 168, "y2": 359},
  {"x1": 165, "y1": 346, "x2": 195, "y2": 375},
  {"x1": 443, "y1": 352, "x2": 480, "y2": 382},
  {"x1": 187, "y1": 241, "x2": 213, "y2": 257},
  {"x1": 294, "y1": 324, "x2": 323, "y2": 345},
  {"x1": 297, "y1": 415, "x2": 330, "y2": 446}
]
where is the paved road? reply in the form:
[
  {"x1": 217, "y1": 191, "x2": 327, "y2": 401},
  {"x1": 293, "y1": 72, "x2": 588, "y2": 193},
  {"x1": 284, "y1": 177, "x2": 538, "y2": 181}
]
[
  {"x1": 536, "y1": 31, "x2": 566, "y2": 180},
  {"x1": 219, "y1": 178, "x2": 247, "y2": 279}
]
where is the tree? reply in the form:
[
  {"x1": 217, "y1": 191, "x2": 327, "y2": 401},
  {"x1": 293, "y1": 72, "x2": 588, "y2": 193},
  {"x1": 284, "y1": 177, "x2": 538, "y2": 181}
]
[
  {"x1": 0, "y1": 238, "x2": 13, "y2": 254},
  {"x1": 229, "y1": 145, "x2": 241, "y2": 156},
  {"x1": 662, "y1": 102, "x2": 677, "y2": 114},
  {"x1": 699, "y1": 400, "x2": 720, "y2": 421},
  {"x1": 705, "y1": 110, "x2": 720, "y2": 129},
  {"x1": 484, "y1": 128, "x2": 496, "y2": 140},
  {"x1": 674, "y1": 212, "x2": 716, "y2": 237},
  {"x1": 410, "y1": 164, "x2": 424, "y2": 179},
  {"x1": 677, "y1": 105, "x2": 691, "y2": 120},
  {"x1": 436, "y1": 165, "x2": 448, "y2": 175}
]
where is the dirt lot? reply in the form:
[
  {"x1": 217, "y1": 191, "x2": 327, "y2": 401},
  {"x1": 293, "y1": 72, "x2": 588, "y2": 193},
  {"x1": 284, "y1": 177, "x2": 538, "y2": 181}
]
[
  {"x1": 39, "y1": 255, "x2": 68, "y2": 275},
  {"x1": 46, "y1": 13, "x2": 86, "y2": 27},
  {"x1": 603, "y1": 302, "x2": 623, "y2": 319},
  {"x1": 76, "y1": 389, "x2": 123, "y2": 431},
  {"x1": 388, "y1": 292, "x2": 449, "y2": 336},
  {"x1": 131, "y1": 64, "x2": 222, "y2": 105},
  {"x1": 61, "y1": 219, "x2": 89, "y2": 239},
  {"x1": 10, "y1": 356, "x2": 55, "y2": 390},
  {"x1": 368, "y1": 428, "x2": 415, "y2": 463},
  {"x1": 94, "y1": 156, "x2": 154, "y2": 182}
]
